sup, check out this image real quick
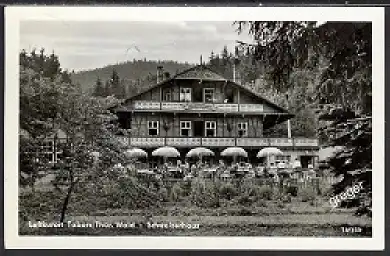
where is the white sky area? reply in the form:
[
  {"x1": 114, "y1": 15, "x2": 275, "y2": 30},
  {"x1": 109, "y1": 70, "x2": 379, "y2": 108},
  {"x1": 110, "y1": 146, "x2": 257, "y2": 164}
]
[{"x1": 20, "y1": 21, "x2": 254, "y2": 71}]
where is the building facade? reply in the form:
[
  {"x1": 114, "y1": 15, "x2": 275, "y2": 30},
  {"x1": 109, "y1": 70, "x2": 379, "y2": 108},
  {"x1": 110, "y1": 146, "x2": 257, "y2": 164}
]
[{"x1": 114, "y1": 65, "x2": 319, "y2": 167}]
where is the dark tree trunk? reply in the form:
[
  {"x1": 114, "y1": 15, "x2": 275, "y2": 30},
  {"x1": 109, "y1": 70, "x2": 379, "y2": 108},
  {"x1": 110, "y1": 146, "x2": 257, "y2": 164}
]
[{"x1": 60, "y1": 179, "x2": 75, "y2": 223}]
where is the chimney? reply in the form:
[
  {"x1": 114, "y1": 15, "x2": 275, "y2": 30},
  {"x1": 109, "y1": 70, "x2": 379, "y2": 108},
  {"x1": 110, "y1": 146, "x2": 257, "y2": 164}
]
[
  {"x1": 233, "y1": 46, "x2": 241, "y2": 84},
  {"x1": 164, "y1": 71, "x2": 170, "y2": 80},
  {"x1": 233, "y1": 58, "x2": 241, "y2": 84},
  {"x1": 157, "y1": 66, "x2": 163, "y2": 84}
]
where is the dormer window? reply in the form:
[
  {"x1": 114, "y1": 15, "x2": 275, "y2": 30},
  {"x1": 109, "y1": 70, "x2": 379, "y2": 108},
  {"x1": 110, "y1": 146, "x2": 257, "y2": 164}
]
[
  {"x1": 204, "y1": 88, "x2": 215, "y2": 103},
  {"x1": 163, "y1": 88, "x2": 172, "y2": 101}
]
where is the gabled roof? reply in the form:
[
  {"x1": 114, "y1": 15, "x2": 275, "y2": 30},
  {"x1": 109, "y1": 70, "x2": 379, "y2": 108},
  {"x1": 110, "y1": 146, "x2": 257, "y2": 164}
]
[
  {"x1": 120, "y1": 64, "x2": 292, "y2": 115},
  {"x1": 174, "y1": 65, "x2": 226, "y2": 81}
]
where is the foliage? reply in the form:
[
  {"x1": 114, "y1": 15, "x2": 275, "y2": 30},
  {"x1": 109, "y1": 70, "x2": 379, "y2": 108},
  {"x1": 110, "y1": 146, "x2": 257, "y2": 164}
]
[
  {"x1": 19, "y1": 49, "x2": 159, "y2": 222},
  {"x1": 72, "y1": 59, "x2": 192, "y2": 94},
  {"x1": 92, "y1": 77, "x2": 105, "y2": 97},
  {"x1": 190, "y1": 179, "x2": 220, "y2": 208},
  {"x1": 103, "y1": 176, "x2": 160, "y2": 209},
  {"x1": 19, "y1": 48, "x2": 79, "y2": 190},
  {"x1": 256, "y1": 185, "x2": 274, "y2": 200},
  {"x1": 319, "y1": 112, "x2": 372, "y2": 213},
  {"x1": 235, "y1": 21, "x2": 372, "y2": 215},
  {"x1": 158, "y1": 187, "x2": 169, "y2": 202},
  {"x1": 237, "y1": 194, "x2": 254, "y2": 207},
  {"x1": 298, "y1": 187, "x2": 316, "y2": 202},
  {"x1": 170, "y1": 183, "x2": 183, "y2": 202},
  {"x1": 218, "y1": 183, "x2": 238, "y2": 200},
  {"x1": 207, "y1": 43, "x2": 319, "y2": 138},
  {"x1": 285, "y1": 185, "x2": 299, "y2": 197}
]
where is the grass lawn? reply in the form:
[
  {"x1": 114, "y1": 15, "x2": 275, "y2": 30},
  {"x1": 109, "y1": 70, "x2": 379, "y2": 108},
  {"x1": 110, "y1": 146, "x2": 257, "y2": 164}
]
[{"x1": 20, "y1": 204, "x2": 371, "y2": 236}]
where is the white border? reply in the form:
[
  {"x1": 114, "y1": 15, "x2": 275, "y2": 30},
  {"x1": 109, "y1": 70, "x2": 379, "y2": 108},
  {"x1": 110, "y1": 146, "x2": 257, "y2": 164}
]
[{"x1": 4, "y1": 6, "x2": 385, "y2": 250}]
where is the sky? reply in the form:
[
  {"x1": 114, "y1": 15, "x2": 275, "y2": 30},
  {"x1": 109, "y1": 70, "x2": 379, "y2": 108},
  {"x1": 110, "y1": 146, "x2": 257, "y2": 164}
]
[{"x1": 20, "y1": 21, "x2": 254, "y2": 72}]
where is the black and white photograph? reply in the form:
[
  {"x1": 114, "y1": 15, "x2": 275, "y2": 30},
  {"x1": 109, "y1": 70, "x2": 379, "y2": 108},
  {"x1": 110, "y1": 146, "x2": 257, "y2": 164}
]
[{"x1": 4, "y1": 7, "x2": 385, "y2": 250}]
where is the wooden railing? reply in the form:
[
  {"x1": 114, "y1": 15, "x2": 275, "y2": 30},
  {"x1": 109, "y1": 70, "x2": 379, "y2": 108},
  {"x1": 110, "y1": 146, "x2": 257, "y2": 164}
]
[
  {"x1": 117, "y1": 136, "x2": 319, "y2": 148},
  {"x1": 132, "y1": 101, "x2": 264, "y2": 113},
  {"x1": 202, "y1": 137, "x2": 236, "y2": 147},
  {"x1": 166, "y1": 137, "x2": 201, "y2": 147}
]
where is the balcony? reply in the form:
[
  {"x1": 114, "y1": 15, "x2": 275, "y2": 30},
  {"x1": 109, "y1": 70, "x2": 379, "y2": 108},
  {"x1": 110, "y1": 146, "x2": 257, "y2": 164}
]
[
  {"x1": 166, "y1": 137, "x2": 201, "y2": 147},
  {"x1": 117, "y1": 136, "x2": 319, "y2": 148},
  {"x1": 132, "y1": 101, "x2": 264, "y2": 113}
]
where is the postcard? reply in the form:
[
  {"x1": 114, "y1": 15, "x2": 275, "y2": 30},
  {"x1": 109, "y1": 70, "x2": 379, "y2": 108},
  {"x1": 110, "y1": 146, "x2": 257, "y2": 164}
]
[{"x1": 4, "y1": 6, "x2": 385, "y2": 250}]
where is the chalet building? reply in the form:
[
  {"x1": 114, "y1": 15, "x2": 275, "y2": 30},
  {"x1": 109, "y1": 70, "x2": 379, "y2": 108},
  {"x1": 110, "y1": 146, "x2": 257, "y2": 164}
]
[{"x1": 114, "y1": 64, "x2": 319, "y2": 167}]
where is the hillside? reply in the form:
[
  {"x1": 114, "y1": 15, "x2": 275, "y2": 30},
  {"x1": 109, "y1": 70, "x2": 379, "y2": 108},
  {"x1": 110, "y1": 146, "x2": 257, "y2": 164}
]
[{"x1": 71, "y1": 59, "x2": 193, "y2": 93}]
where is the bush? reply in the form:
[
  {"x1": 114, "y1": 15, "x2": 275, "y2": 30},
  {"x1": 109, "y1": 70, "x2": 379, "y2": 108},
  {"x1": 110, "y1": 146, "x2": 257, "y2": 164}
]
[
  {"x1": 158, "y1": 187, "x2": 169, "y2": 202},
  {"x1": 95, "y1": 176, "x2": 160, "y2": 210},
  {"x1": 219, "y1": 183, "x2": 238, "y2": 200},
  {"x1": 180, "y1": 180, "x2": 192, "y2": 196},
  {"x1": 237, "y1": 194, "x2": 254, "y2": 206},
  {"x1": 256, "y1": 199, "x2": 267, "y2": 207},
  {"x1": 190, "y1": 179, "x2": 220, "y2": 208},
  {"x1": 256, "y1": 185, "x2": 274, "y2": 200},
  {"x1": 170, "y1": 183, "x2": 183, "y2": 202},
  {"x1": 298, "y1": 187, "x2": 316, "y2": 202},
  {"x1": 239, "y1": 179, "x2": 254, "y2": 194},
  {"x1": 285, "y1": 185, "x2": 298, "y2": 197},
  {"x1": 276, "y1": 199, "x2": 285, "y2": 208},
  {"x1": 239, "y1": 207, "x2": 253, "y2": 216}
]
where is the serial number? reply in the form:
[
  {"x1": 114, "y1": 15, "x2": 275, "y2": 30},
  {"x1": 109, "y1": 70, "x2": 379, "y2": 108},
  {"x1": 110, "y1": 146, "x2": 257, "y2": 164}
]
[{"x1": 341, "y1": 226, "x2": 362, "y2": 233}]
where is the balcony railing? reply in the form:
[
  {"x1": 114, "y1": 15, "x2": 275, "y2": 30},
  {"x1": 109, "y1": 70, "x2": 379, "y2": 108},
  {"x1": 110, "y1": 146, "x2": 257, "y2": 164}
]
[
  {"x1": 132, "y1": 101, "x2": 264, "y2": 113},
  {"x1": 117, "y1": 136, "x2": 319, "y2": 148}
]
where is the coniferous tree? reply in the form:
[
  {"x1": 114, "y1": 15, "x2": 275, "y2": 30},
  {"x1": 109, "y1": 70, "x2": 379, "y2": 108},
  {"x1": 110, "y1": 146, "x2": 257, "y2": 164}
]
[
  {"x1": 93, "y1": 77, "x2": 105, "y2": 97},
  {"x1": 110, "y1": 69, "x2": 121, "y2": 98},
  {"x1": 104, "y1": 80, "x2": 112, "y2": 97},
  {"x1": 235, "y1": 21, "x2": 372, "y2": 215}
]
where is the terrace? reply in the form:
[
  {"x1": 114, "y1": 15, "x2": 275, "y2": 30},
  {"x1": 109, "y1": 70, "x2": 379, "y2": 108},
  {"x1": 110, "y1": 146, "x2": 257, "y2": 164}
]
[{"x1": 116, "y1": 136, "x2": 319, "y2": 148}]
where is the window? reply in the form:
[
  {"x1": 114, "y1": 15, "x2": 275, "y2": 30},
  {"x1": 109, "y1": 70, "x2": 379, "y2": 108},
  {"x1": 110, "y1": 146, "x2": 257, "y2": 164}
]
[
  {"x1": 203, "y1": 88, "x2": 215, "y2": 103},
  {"x1": 40, "y1": 141, "x2": 54, "y2": 163},
  {"x1": 237, "y1": 122, "x2": 248, "y2": 137},
  {"x1": 148, "y1": 121, "x2": 159, "y2": 136},
  {"x1": 163, "y1": 88, "x2": 171, "y2": 101},
  {"x1": 180, "y1": 121, "x2": 191, "y2": 137},
  {"x1": 180, "y1": 88, "x2": 192, "y2": 102},
  {"x1": 38, "y1": 140, "x2": 62, "y2": 164},
  {"x1": 205, "y1": 121, "x2": 216, "y2": 137}
]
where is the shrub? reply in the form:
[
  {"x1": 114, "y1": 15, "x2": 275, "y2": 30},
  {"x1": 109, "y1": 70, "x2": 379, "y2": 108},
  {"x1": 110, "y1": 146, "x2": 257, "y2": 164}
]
[
  {"x1": 237, "y1": 194, "x2": 253, "y2": 206},
  {"x1": 282, "y1": 193, "x2": 292, "y2": 203},
  {"x1": 257, "y1": 185, "x2": 274, "y2": 200},
  {"x1": 190, "y1": 179, "x2": 220, "y2": 208},
  {"x1": 180, "y1": 180, "x2": 192, "y2": 196},
  {"x1": 239, "y1": 207, "x2": 253, "y2": 216},
  {"x1": 158, "y1": 187, "x2": 169, "y2": 202},
  {"x1": 170, "y1": 183, "x2": 183, "y2": 202},
  {"x1": 276, "y1": 199, "x2": 286, "y2": 208},
  {"x1": 256, "y1": 199, "x2": 267, "y2": 207},
  {"x1": 219, "y1": 183, "x2": 238, "y2": 200},
  {"x1": 239, "y1": 179, "x2": 254, "y2": 194},
  {"x1": 298, "y1": 187, "x2": 316, "y2": 202},
  {"x1": 285, "y1": 185, "x2": 298, "y2": 197},
  {"x1": 95, "y1": 176, "x2": 160, "y2": 210}
]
